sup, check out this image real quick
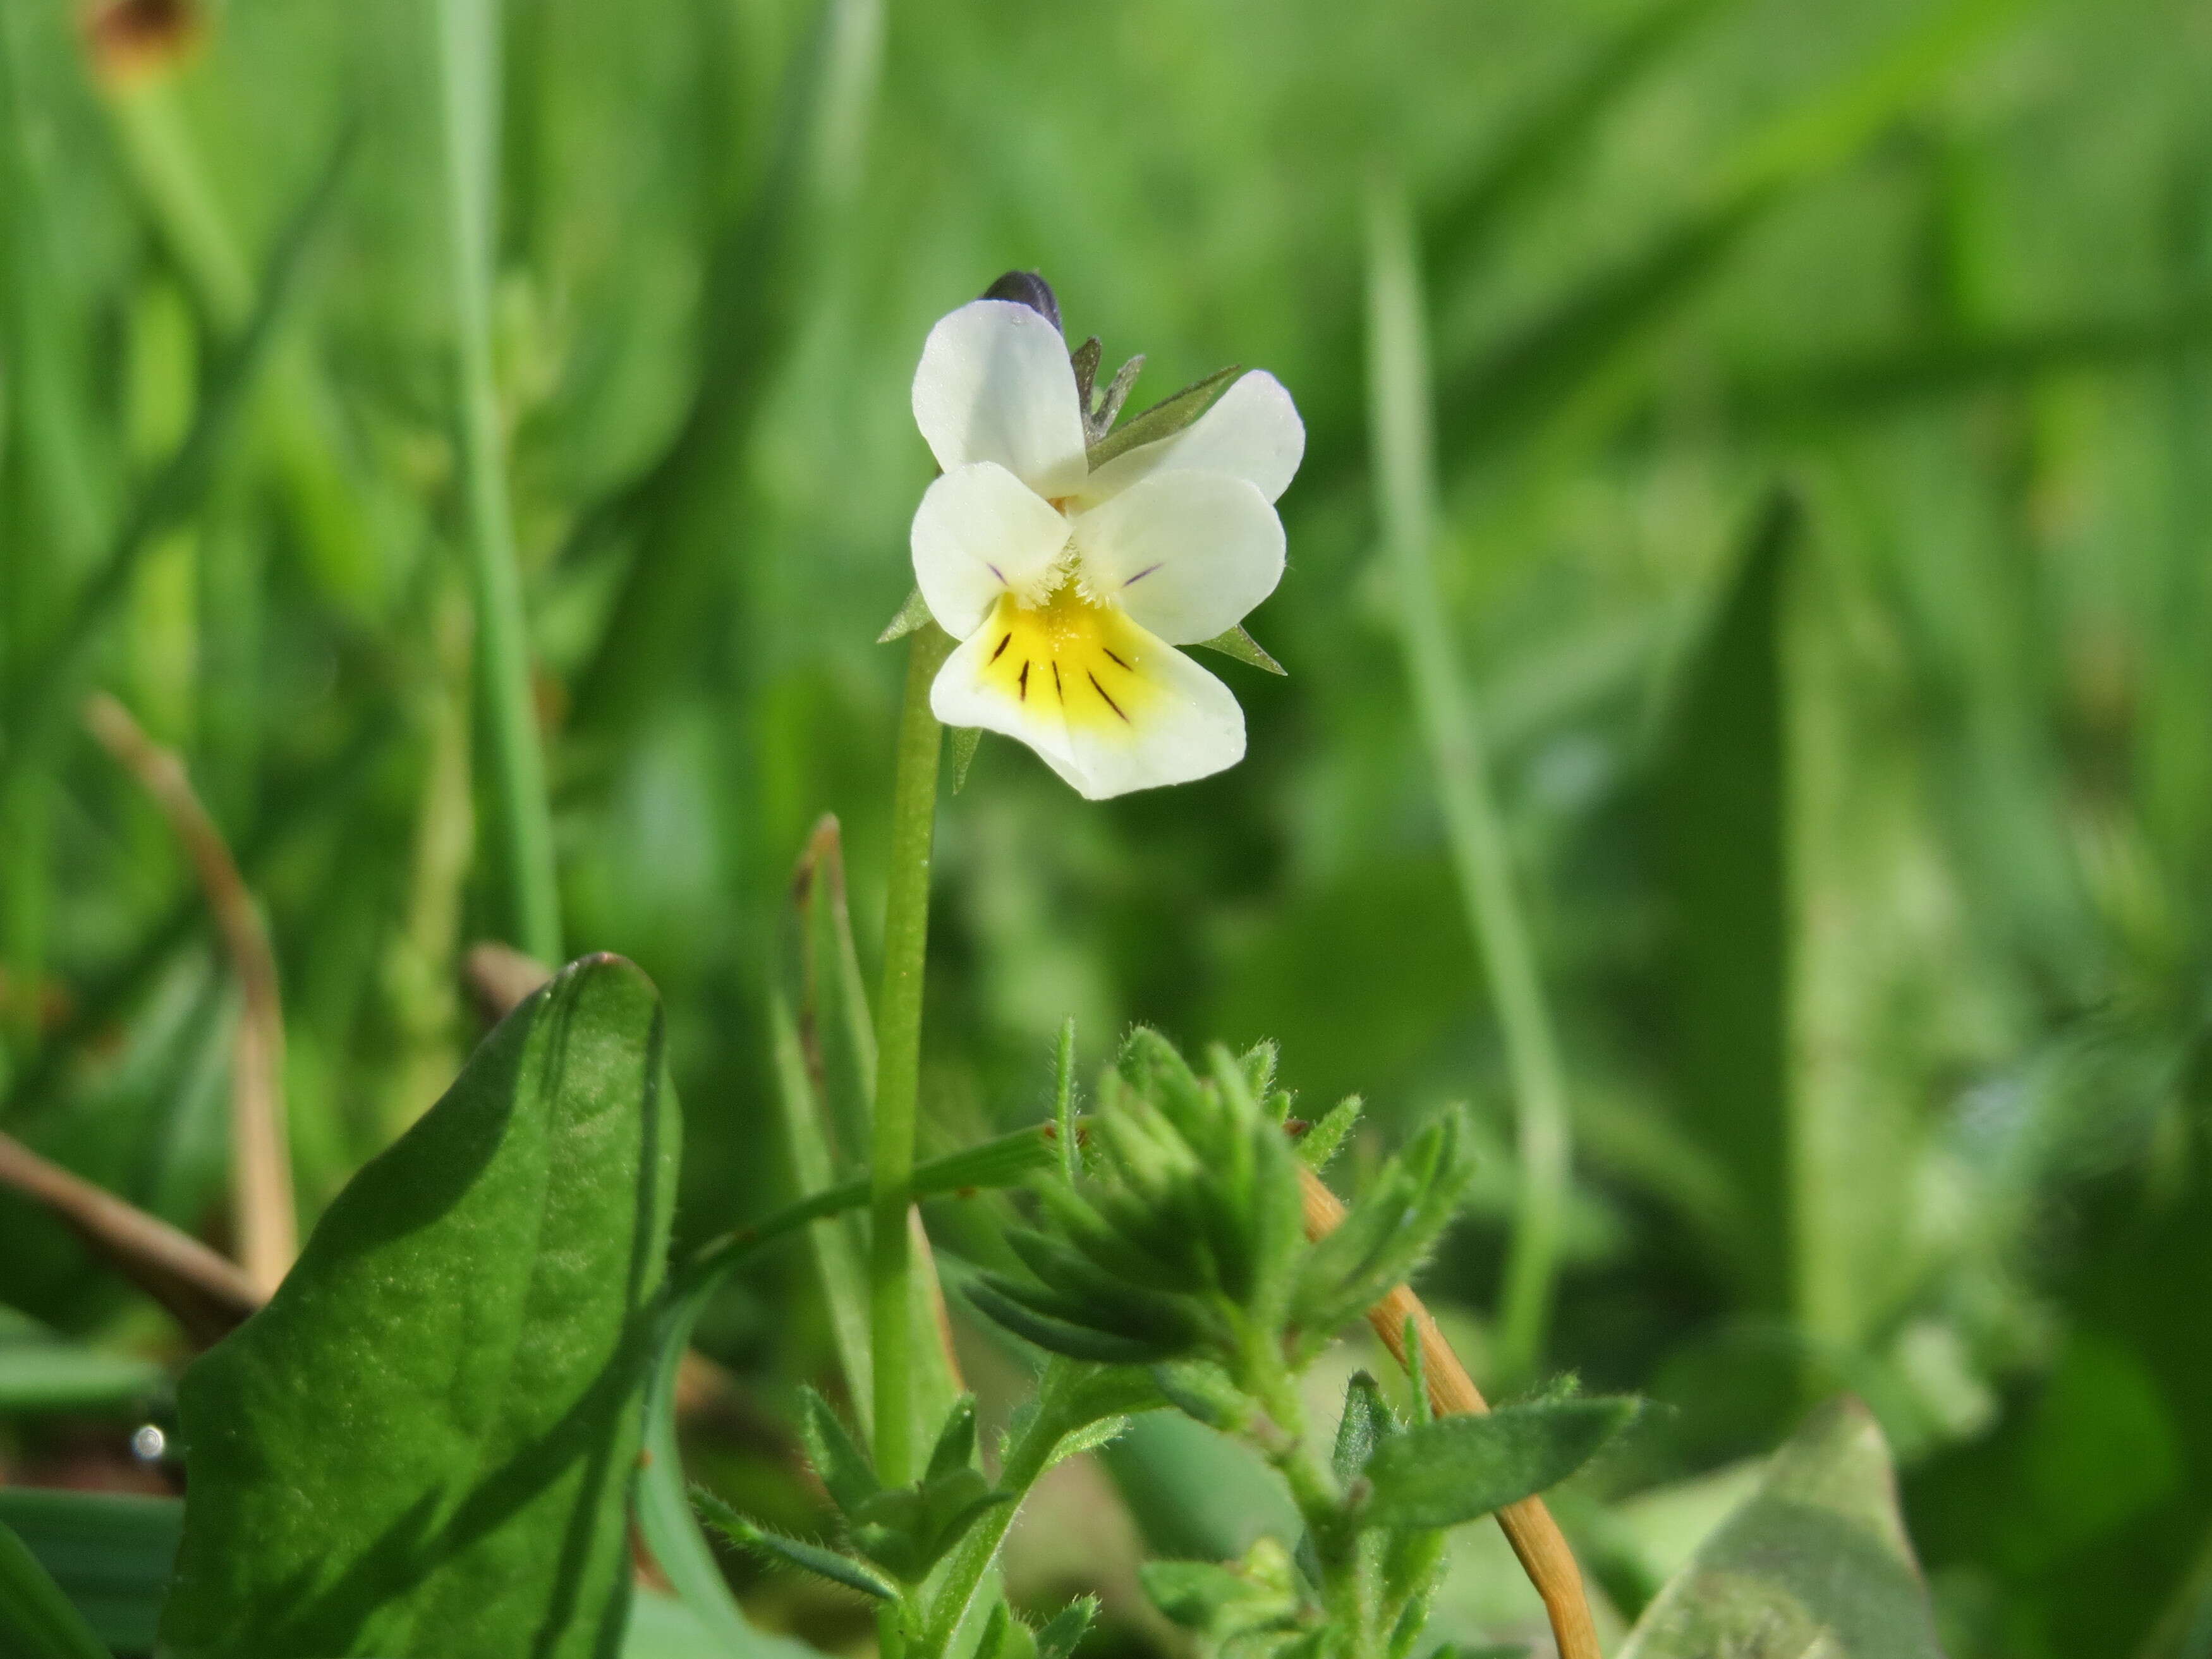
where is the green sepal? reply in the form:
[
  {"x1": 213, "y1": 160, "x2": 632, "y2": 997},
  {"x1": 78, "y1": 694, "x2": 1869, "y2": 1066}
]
[
  {"x1": 796, "y1": 1387, "x2": 880, "y2": 1516},
  {"x1": 949, "y1": 726, "x2": 983, "y2": 792},
  {"x1": 693, "y1": 1487, "x2": 897, "y2": 1601},
  {"x1": 1070, "y1": 336, "x2": 1103, "y2": 410},
  {"x1": 878, "y1": 586, "x2": 935, "y2": 643},
  {"x1": 1191, "y1": 624, "x2": 1287, "y2": 675},
  {"x1": 1086, "y1": 364, "x2": 1241, "y2": 469},
  {"x1": 1358, "y1": 1398, "x2": 1636, "y2": 1530},
  {"x1": 1296, "y1": 1096, "x2": 1363, "y2": 1169},
  {"x1": 1334, "y1": 1370, "x2": 1397, "y2": 1484}
]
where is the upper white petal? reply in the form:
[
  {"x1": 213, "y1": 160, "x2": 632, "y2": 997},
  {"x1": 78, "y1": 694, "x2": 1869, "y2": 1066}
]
[
  {"x1": 910, "y1": 463, "x2": 1071, "y2": 638},
  {"x1": 1079, "y1": 370, "x2": 1305, "y2": 506},
  {"x1": 1071, "y1": 470, "x2": 1284, "y2": 645},
  {"x1": 911, "y1": 300, "x2": 1089, "y2": 497}
]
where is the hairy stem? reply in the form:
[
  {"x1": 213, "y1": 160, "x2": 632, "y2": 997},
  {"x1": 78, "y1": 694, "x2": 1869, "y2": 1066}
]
[
  {"x1": 869, "y1": 625, "x2": 954, "y2": 1486},
  {"x1": 920, "y1": 1359, "x2": 1081, "y2": 1659}
]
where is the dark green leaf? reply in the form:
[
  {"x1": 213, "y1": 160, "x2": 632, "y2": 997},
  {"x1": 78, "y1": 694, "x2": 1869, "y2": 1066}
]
[
  {"x1": 0, "y1": 1519, "x2": 111, "y2": 1659},
  {"x1": 1618, "y1": 1398, "x2": 1942, "y2": 1658},
  {"x1": 0, "y1": 1491, "x2": 176, "y2": 1657},
  {"x1": 694, "y1": 1490, "x2": 896, "y2": 1603},
  {"x1": 158, "y1": 954, "x2": 681, "y2": 1659},
  {"x1": 966, "y1": 1279, "x2": 1187, "y2": 1364},
  {"x1": 1085, "y1": 365, "x2": 1241, "y2": 469},
  {"x1": 1360, "y1": 1398, "x2": 1635, "y2": 1529}
]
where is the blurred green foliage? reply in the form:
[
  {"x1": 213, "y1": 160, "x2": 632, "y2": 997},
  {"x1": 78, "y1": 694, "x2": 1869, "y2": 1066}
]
[{"x1": 3, "y1": 0, "x2": 2212, "y2": 1653}]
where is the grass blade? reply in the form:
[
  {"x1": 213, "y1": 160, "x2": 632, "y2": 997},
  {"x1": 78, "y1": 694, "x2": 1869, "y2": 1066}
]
[
  {"x1": 436, "y1": 0, "x2": 561, "y2": 963},
  {"x1": 0, "y1": 127, "x2": 352, "y2": 799},
  {"x1": 1364, "y1": 183, "x2": 1573, "y2": 1383}
]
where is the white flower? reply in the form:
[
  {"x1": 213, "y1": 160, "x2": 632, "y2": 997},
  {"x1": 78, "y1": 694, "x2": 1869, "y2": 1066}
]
[{"x1": 908, "y1": 298, "x2": 1304, "y2": 800}]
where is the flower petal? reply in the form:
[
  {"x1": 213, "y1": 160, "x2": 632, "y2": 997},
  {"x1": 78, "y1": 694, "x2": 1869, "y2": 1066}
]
[
  {"x1": 912, "y1": 300, "x2": 1089, "y2": 497},
  {"x1": 911, "y1": 463, "x2": 1071, "y2": 638},
  {"x1": 1071, "y1": 470, "x2": 1284, "y2": 645},
  {"x1": 1078, "y1": 370, "x2": 1305, "y2": 506},
  {"x1": 930, "y1": 593, "x2": 1245, "y2": 800}
]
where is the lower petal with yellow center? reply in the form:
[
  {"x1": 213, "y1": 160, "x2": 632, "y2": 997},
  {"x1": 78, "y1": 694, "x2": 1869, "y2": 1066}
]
[{"x1": 930, "y1": 587, "x2": 1246, "y2": 800}]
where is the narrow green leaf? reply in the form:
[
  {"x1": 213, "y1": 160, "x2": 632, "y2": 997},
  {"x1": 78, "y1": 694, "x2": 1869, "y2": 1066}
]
[
  {"x1": 0, "y1": 1491, "x2": 177, "y2": 1657},
  {"x1": 1294, "y1": 1097, "x2": 1363, "y2": 1170},
  {"x1": 1053, "y1": 1018, "x2": 1080, "y2": 1182},
  {"x1": 1033, "y1": 1596, "x2": 1098, "y2": 1659},
  {"x1": 1617, "y1": 1398, "x2": 1943, "y2": 1658},
  {"x1": 694, "y1": 1490, "x2": 897, "y2": 1603},
  {"x1": 877, "y1": 586, "x2": 936, "y2": 644},
  {"x1": 1085, "y1": 364, "x2": 1241, "y2": 469},
  {"x1": 770, "y1": 992, "x2": 873, "y2": 1432},
  {"x1": 966, "y1": 1280, "x2": 1186, "y2": 1364},
  {"x1": 0, "y1": 1520, "x2": 110, "y2": 1659},
  {"x1": 636, "y1": 1288, "x2": 822, "y2": 1659},
  {"x1": 1359, "y1": 1398, "x2": 1635, "y2": 1529},
  {"x1": 1190, "y1": 625, "x2": 1287, "y2": 676},
  {"x1": 1334, "y1": 1371, "x2": 1396, "y2": 1483},
  {"x1": 927, "y1": 1395, "x2": 980, "y2": 1483},
  {"x1": 158, "y1": 954, "x2": 681, "y2": 1659},
  {"x1": 798, "y1": 1388, "x2": 882, "y2": 1516},
  {"x1": 978, "y1": 1600, "x2": 1036, "y2": 1659}
]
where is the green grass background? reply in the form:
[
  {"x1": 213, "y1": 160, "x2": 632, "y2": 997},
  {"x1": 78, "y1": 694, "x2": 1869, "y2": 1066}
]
[{"x1": 4, "y1": 0, "x2": 2212, "y2": 1654}]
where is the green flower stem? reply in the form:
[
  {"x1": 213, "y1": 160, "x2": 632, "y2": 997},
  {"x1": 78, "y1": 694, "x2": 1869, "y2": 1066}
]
[
  {"x1": 870, "y1": 624, "x2": 955, "y2": 1488},
  {"x1": 1364, "y1": 186, "x2": 1571, "y2": 1383},
  {"x1": 436, "y1": 0, "x2": 561, "y2": 966}
]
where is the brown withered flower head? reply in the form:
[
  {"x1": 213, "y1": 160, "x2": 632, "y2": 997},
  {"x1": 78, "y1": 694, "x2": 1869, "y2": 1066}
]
[{"x1": 83, "y1": 0, "x2": 205, "y2": 88}]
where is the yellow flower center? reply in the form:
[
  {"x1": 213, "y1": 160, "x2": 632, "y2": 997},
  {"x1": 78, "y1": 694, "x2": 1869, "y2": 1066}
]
[{"x1": 977, "y1": 585, "x2": 1159, "y2": 734}]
